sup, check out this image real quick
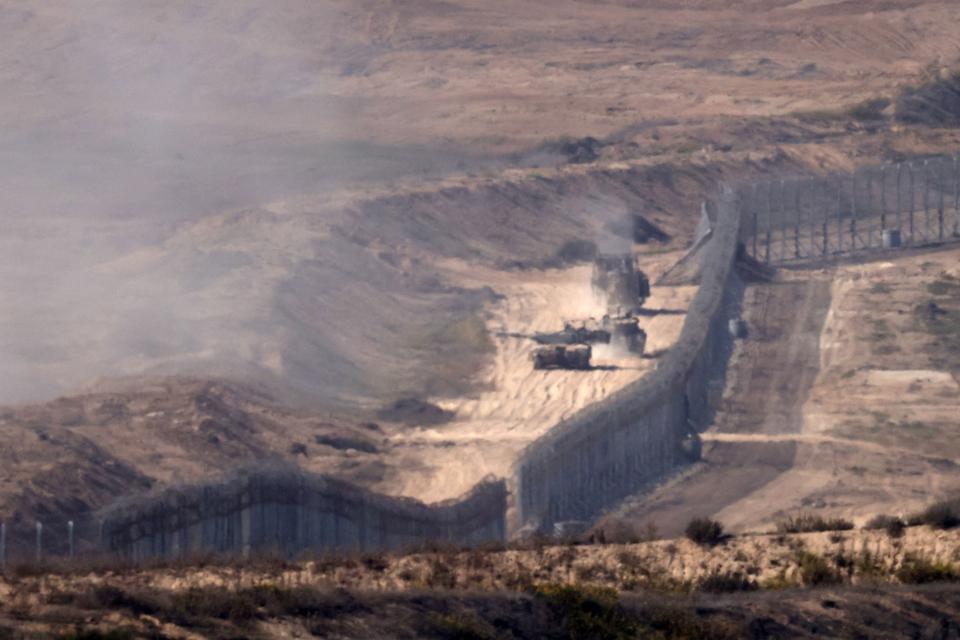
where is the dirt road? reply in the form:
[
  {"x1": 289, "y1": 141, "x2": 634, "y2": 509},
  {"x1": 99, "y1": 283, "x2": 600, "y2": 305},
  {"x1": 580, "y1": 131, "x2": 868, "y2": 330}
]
[{"x1": 606, "y1": 275, "x2": 833, "y2": 535}]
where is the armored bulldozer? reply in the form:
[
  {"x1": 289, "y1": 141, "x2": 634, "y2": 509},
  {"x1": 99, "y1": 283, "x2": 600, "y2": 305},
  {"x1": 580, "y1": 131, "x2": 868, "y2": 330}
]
[
  {"x1": 591, "y1": 253, "x2": 650, "y2": 311},
  {"x1": 532, "y1": 344, "x2": 592, "y2": 370},
  {"x1": 607, "y1": 316, "x2": 647, "y2": 355}
]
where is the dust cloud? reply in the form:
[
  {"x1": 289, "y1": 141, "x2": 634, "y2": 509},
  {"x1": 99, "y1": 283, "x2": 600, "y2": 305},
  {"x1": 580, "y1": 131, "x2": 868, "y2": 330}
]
[{"x1": 0, "y1": 2, "x2": 478, "y2": 404}]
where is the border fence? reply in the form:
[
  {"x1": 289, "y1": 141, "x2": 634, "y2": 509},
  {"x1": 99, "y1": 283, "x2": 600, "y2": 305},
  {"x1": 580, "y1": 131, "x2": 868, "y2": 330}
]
[
  {"x1": 738, "y1": 154, "x2": 960, "y2": 264},
  {"x1": 7, "y1": 155, "x2": 960, "y2": 564},
  {"x1": 511, "y1": 191, "x2": 743, "y2": 535},
  {"x1": 0, "y1": 468, "x2": 506, "y2": 565},
  {"x1": 0, "y1": 516, "x2": 94, "y2": 570}
]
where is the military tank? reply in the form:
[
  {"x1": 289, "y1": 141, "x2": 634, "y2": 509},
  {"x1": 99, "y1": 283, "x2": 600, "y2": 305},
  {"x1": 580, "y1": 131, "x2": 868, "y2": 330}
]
[
  {"x1": 532, "y1": 344, "x2": 592, "y2": 370},
  {"x1": 533, "y1": 321, "x2": 611, "y2": 346}
]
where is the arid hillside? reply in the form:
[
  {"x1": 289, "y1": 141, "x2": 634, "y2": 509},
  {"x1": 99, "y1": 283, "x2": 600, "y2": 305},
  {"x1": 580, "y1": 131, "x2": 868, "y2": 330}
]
[
  {"x1": 3, "y1": 0, "x2": 960, "y2": 548},
  {"x1": 4, "y1": 0, "x2": 960, "y2": 405}
]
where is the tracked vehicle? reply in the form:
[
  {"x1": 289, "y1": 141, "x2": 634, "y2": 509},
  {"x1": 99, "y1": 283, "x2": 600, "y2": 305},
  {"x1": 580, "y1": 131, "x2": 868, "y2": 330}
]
[
  {"x1": 533, "y1": 321, "x2": 611, "y2": 346},
  {"x1": 591, "y1": 253, "x2": 650, "y2": 311},
  {"x1": 605, "y1": 315, "x2": 647, "y2": 354},
  {"x1": 532, "y1": 344, "x2": 592, "y2": 370}
]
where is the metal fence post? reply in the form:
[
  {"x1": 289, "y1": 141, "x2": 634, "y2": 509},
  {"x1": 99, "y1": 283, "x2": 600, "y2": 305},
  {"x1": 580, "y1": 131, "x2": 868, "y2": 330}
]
[
  {"x1": 822, "y1": 179, "x2": 830, "y2": 257},
  {"x1": 880, "y1": 165, "x2": 887, "y2": 235},
  {"x1": 954, "y1": 154, "x2": 960, "y2": 236},
  {"x1": 851, "y1": 172, "x2": 858, "y2": 249},
  {"x1": 808, "y1": 179, "x2": 818, "y2": 256},
  {"x1": 752, "y1": 184, "x2": 759, "y2": 259},
  {"x1": 938, "y1": 157, "x2": 946, "y2": 240},
  {"x1": 866, "y1": 170, "x2": 874, "y2": 248},
  {"x1": 68, "y1": 520, "x2": 75, "y2": 560},
  {"x1": 836, "y1": 176, "x2": 844, "y2": 253},
  {"x1": 896, "y1": 162, "x2": 903, "y2": 233},
  {"x1": 924, "y1": 159, "x2": 931, "y2": 242},
  {"x1": 765, "y1": 181, "x2": 773, "y2": 263},
  {"x1": 794, "y1": 180, "x2": 802, "y2": 259},
  {"x1": 909, "y1": 162, "x2": 916, "y2": 245},
  {"x1": 779, "y1": 179, "x2": 787, "y2": 262},
  {"x1": 36, "y1": 521, "x2": 42, "y2": 563}
]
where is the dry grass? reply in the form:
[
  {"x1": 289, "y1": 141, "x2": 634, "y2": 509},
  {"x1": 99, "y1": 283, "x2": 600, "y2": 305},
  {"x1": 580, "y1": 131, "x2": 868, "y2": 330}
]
[{"x1": 776, "y1": 514, "x2": 854, "y2": 535}]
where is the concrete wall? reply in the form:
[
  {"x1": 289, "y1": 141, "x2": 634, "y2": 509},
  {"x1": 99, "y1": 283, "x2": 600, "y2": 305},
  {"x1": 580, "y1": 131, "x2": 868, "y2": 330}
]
[
  {"x1": 512, "y1": 193, "x2": 743, "y2": 534},
  {"x1": 100, "y1": 467, "x2": 507, "y2": 560}
]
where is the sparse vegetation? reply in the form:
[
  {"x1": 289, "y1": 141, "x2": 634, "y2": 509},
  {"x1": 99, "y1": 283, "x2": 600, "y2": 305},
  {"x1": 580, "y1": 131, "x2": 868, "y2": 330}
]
[
  {"x1": 289, "y1": 441, "x2": 308, "y2": 456},
  {"x1": 777, "y1": 514, "x2": 854, "y2": 534},
  {"x1": 425, "y1": 613, "x2": 496, "y2": 640},
  {"x1": 910, "y1": 497, "x2": 960, "y2": 529},
  {"x1": 927, "y1": 275, "x2": 960, "y2": 297},
  {"x1": 896, "y1": 68, "x2": 960, "y2": 127},
  {"x1": 685, "y1": 518, "x2": 725, "y2": 547},
  {"x1": 855, "y1": 549, "x2": 886, "y2": 579},
  {"x1": 795, "y1": 551, "x2": 843, "y2": 587},
  {"x1": 846, "y1": 97, "x2": 891, "y2": 122},
  {"x1": 696, "y1": 570, "x2": 758, "y2": 593},
  {"x1": 896, "y1": 555, "x2": 960, "y2": 584},
  {"x1": 864, "y1": 514, "x2": 906, "y2": 538},
  {"x1": 534, "y1": 583, "x2": 637, "y2": 640}
]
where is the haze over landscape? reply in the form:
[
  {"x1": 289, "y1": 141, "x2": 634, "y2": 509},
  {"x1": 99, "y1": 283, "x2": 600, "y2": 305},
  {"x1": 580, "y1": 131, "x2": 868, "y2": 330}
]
[{"x1": 3, "y1": 1, "x2": 960, "y2": 637}]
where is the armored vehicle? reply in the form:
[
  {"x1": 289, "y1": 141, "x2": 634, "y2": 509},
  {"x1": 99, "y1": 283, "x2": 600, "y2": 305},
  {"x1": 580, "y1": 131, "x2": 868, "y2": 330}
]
[
  {"x1": 591, "y1": 253, "x2": 650, "y2": 310},
  {"x1": 534, "y1": 322, "x2": 611, "y2": 346},
  {"x1": 608, "y1": 316, "x2": 647, "y2": 354},
  {"x1": 532, "y1": 344, "x2": 592, "y2": 370}
]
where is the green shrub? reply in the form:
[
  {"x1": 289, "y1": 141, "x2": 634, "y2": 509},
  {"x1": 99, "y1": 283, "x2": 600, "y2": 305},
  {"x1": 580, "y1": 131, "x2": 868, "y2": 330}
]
[
  {"x1": 847, "y1": 97, "x2": 891, "y2": 121},
  {"x1": 685, "y1": 518, "x2": 725, "y2": 546},
  {"x1": 696, "y1": 571, "x2": 758, "y2": 593},
  {"x1": 855, "y1": 550, "x2": 886, "y2": 579},
  {"x1": 895, "y1": 70, "x2": 960, "y2": 127},
  {"x1": 630, "y1": 603, "x2": 743, "y2": 640},
  {"x1": 910, "y1": 497, "x2": 960, "y2": 529},
  {"x1": 864, "y1": 514, "x2": 906, "y2": 538},
  {"x1": 896, "y1": 555, "x2": 960, "y2": 584},
  {"x1": 425, "y1": 613, "x2": 495, "y2": 640},
  {"x1": 760, "y1": 571, "x2": 799, "y2": 590},
  {"x1": 534, "y1": 583, "x2": 637, "y2": 640},
  {"x1": 796, "y1": 551, "x2": 843, "y2": 587},
  {"x1": 776, "y1": 513, "x2": 854, "y2": 534}
]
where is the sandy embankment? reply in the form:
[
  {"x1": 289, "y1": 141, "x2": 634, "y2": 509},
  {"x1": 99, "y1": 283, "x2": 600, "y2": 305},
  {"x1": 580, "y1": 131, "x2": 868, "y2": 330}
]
[{"x1": 382, "y1": 252, "x2": 697, "y2": 502}]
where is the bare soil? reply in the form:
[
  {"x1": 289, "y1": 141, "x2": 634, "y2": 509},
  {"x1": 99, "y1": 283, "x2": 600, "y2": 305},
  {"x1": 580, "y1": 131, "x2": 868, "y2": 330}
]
[{"x1": 607, "y1": 245, "x2": 960, "y2": 537}]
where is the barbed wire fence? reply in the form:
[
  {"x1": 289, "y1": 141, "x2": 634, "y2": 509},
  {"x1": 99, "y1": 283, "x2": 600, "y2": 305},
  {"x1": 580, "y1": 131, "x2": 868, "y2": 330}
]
[{"x1": 738, "y1": 154, "x2": 960, "y2": 264}]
